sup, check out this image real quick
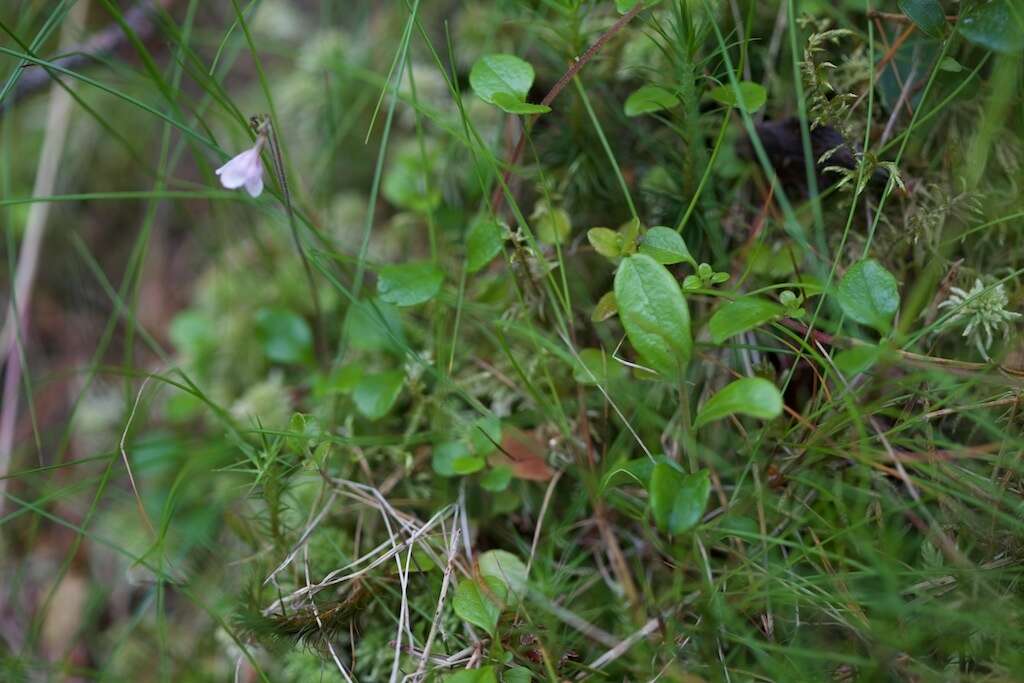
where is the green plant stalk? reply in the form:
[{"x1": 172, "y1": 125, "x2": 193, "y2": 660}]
[
  {"x1": 673, "y1": 1, "x2": 709, "y2": 202},
  {"x1": 786, "y1": 0, "x2": 828, "y2": 261},
  {"x1": 573, "y1": 77, "x2": 639, "y2": 220}
]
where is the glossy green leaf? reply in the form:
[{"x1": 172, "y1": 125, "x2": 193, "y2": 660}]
[
  {"x1": 377, "y1": 261, "x2": 444, "y2": 307},
  {"x1": 638, "y1": 226, "x2": 695, "y2": 265},
  {"x1": 470, "y1": 54, "x2": 534, "y2": 101},
  {"x1": 467, "y1": 219, "x2": 505, "y2": 273},
  {"x1": 834, "y1": 344, "x2": 882, "y2": 376},
  {"x1": 444, "y1": 666, "x2": 498, "y2": 683},
  {"x1": 503, "y1": 667, "x2": 532, "y2": 683},
  {"x1": 624, "y1": 85, "x2": 679, "y2": 116},
  {"x1": 491, "y1": 92, "x2": 550, "y2": 114},
  {"x1": 614, "y1": 254, "x2": 692, "y2": 378},
  {"x1": 591, "y1": 291, "x2": 618, "y2": 322},
  {"x1": 708, "y1": 81, "x2": 767, "y2": 112},
  {"x1": 479, "y1": 549, "x2": 528, "y2": 598},
  {"x1": 836, "y1": 259, "x2": 900, "y2": 334},
  {"x1": 708, "y1": 297, "x2": 787, "y2": 344},
  {"x1": 453, "y1": 456, "x2": 486, "y2": 475},
  {"x1": 938, "y1": 56, "x2": 965, "y2": 72},
  {"x1": 314, "y1": 364, "x2": 363, "y2": 397},
  {"x1": 453, "y1": 576, "x2": 507, "y2": 635},
  {"x1": 898, "y1": 0, "x2": 947, "y2": 38},
  {"x1": 649, "y1": 464, "x2": 711, "y2": 535},
  {"x1": 694, "y1": 377, "x2": 783, "y2": 429},
  {"x1": 433, "y1": 441, "x2": 484, "y2": 477},
  {"x1": 468, "y1": 416, "x2": 502, "y2": 456},
  {"x1": 587, "y1": 227, "x2": 621, "y2": 258},
  {"x1": 602, "y1": 454, "x2": 683, "y2": 491},
  {"x1": 480, "y1": 466, "x2": 512, "y2": 492},
  {"x1": 470, "y1": 54, "x2": 550, "y2": 114},
  {"x1": 354, "y1": 370, "x2": 405, "y2": 419},
  {"x1": 958, "y1": 0, "x2": 1024, "y2": 54},
  {"x1": 618, "y1": 218, "x2": 641, "y2": 254},
  {"x1": 255, "y1": 308, "x2": 313, "y2": 365},
  {"x1": 573, "y1": 347, "x2": 625, "y2": 385},
  {"x1": 535, "y1": 207, "x2": 572, "y2": 244},
  {"x1": 353, "y1": 370, "x2": 404, "y2": 420},
  {"x1": 382, "y1": 145, "x2": 440, "y2": 213}
]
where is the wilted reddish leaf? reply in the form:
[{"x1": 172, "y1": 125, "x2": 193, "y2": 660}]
[{"x1": 491, "y1": 429, "x2": 553, "y2": 482}]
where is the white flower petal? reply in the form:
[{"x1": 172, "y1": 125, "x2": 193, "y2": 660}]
[
  {"x1": 216, "y1": 147, "x2": 263, "y2": 192},
  {"x1": 244, "y1": 174, "x2": 264, "y2": 198}
]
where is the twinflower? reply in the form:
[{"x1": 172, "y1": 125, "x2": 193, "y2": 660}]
[{"x1": 216, "y1": 132, "x2": 266, "y2": 197}]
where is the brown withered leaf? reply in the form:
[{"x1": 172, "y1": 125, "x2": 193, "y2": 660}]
[{"x1": 489, "y1": 428, "x2": 553, "y2": 482}]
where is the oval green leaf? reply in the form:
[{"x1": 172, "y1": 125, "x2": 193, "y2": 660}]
[
  {"x1": 898, "y1": 0, "x2": 947, "y2": 38},
  {"x1": 353, "y1": 370, "x2": 405, "y2": 420},
  {"x1": 470, "y1": 54, "x2": 535, "y2": 101},
  {"x1": 255, "y1": 308, "x2": 313, "y2": 365},
  {"x1": 708, "y1": 296, "x2": 787, "y2": 344},
  {"x1": 592, "y1": 290, "x2": 619, "y2": 322},
  {"x1": 467, "y1": 219, "x2": 504, "y2": 274},
  {"x1": 470, "y1": 54, "x2": 550, "y2": 114},
  {"x1": 468, "y1": 416, "x2": 502, "y2": 457},
  {"x1": 708, "y1": 81, "x2": 767, "y2": 113},
  {"x1": 480, "y1": 466, "x2": 512, "y2": 492},
  {"x1": 503, "y1": 667, "x2": 532, "y2": 683},
  {"x1": 836, "y1": 259, "x2": 900, "y2": 334},
  {"x1": 491, "y1": 92, "x2": 550, "y2": 114},
  {"x1": 602, "y1": 454, "x2": 683, "y2": 491},
  {"x1": 433, "y1": 441, "x2": 484, "y2": 477},
  {"x1": 377, "y1": 261, "x2": 444, "y2": 307},
  {"x1": 573, "y1": 347, "x2": 626, "y2": 385},
  {"x1": 535, "y1": 207, "x2": 572, "y2": 244},
  {"x1": 638, "y1": 226, "x2": 695, "y2": 265},
  {"x1": 694, "y1": 377, "x2": 783, "y2": 429},
  {"x1": 479, "y1": 549, "x2": 528, "y2": 599},
  {"x1": 834, "y1": 344, "x2": 882, "y2": 377},
  {"x1": 958, "y1": 0, "x2": 1024, "y2": 54},
  {"x1": 444, "y1": 667, "x2": 498, "y2": 683},
  {"x1": 624, "y1": 85, "x2": 680, "y2": 117},
  {"x1": 452, "y1": 576, "x2": 507, "y2": 635},
  {"x1": 649, "y1": 464, "x2": 711, "y2": 535},
  {"x1": 614, "y1": 254, "x2": 692, "y2": 378},
  {"x1": 587, "y1": 227, "x2": 621, "y2": 259}
]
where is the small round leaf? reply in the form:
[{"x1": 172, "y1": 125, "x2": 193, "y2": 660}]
[
  {"x1": 708, "y1": 81, "x2": 767, "y2": 113},
  {"x1": 255, "y1": 308, "x2": 313, "y2": 365},
  {"x1": 624, "y1": 85, "x2": 679, "y2": 117},
  {"x1": 377, "y1": 261, "x2": 445, "y2": 307},
  {"x1": 353, "y1": 370, "x2": 405, "y2": 420},
  {"x1": 638, "y1": 226, "x2": 695, "y2": 265},
  {"x1": 836, "y1": 259, "x2": 900, "y2": 334}
]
